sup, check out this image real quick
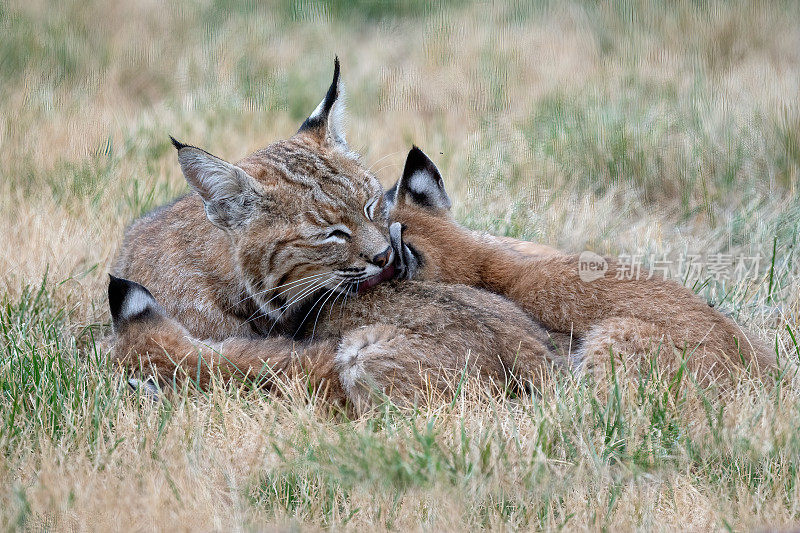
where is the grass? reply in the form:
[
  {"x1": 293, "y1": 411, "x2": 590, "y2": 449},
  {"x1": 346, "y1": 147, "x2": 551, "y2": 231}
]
[{"x1": 1, "y1": 0, "x2": 800, "y2": 530}]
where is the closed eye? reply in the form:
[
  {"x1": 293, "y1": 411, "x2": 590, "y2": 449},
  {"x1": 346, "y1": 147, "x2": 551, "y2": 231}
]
[
  {"x1": 364, "y1": 197, "x2": 380, "y2": 221},
  {"x1": 321, "y1": 227, "x2": 352, "y2": 243}
]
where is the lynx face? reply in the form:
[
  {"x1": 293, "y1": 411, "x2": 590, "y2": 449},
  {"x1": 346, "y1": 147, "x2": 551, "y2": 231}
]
[{"x1": 173, "y1": 59, "x2": 394, "y2": 323}]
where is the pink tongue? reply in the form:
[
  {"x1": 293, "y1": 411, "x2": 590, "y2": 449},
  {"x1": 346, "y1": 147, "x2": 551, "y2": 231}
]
[{"x1": 357, "y1": 263, "x2": 396, "y2": 294}]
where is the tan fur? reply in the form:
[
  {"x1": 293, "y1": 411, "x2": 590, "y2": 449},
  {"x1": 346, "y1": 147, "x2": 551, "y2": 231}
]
[
  {"x1": 113, "y1": 133, "x2": 389, "y2": 340},
  {"x1": 491, "y1": 236, "x2": 560, "y2": 258},
  {"x1": 113, "y1": 309, "x2": 347, "y2": 401},
  {"x1": 111, "y1": 69, "x2": 567, "y2": 411},
  {"x1": 113, "y1": 144, "x2": 774, "y2": 409},
  {"x1": 114, "y1": 141, "x2": 775, "y2": 409},
  {"x1": 112, "y1": 63, "x2": 774, "y2": 408},
  {"x1": 392, "y1": 202, "x2": 778, "y2": 383},
  {"x1": 111, "y1": 279, "x2": 568, "y2": 412}
]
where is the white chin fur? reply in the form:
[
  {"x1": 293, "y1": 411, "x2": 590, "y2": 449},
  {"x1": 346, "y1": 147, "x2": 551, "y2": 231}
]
[{"x1": 363, "y1": 264, "x2": 384, "y2": 277}]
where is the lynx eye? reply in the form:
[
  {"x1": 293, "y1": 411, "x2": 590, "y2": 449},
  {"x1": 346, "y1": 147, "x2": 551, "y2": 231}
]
[
  {"x1": 364, "y1": 197, "x2": 380, "y2": 221},
  {"x1": 322, "y1": 227, "x2": 352, "y2": 243}
]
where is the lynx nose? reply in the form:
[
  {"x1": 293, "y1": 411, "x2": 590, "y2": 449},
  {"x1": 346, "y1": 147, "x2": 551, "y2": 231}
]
[{"x1": 370, "y1": 246, "x2": 393, "y2": 268}]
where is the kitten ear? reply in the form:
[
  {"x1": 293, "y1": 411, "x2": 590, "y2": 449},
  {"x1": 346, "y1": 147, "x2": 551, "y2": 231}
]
[
  {"x1": 297, "y1": 57, "x2": 350, "y2": 153},
  {"x1": 127, "y1": 377, "x2": 161, "y2": 402},
  {"x1": 171, "y1": 137, "x2": 260, "y2": 230},
  {"x1": 390, "y1": 146, "x2": 451, "y2": 211},
  {"x1": 108, "y1": 275, "x2": 162, "y2": 332}
]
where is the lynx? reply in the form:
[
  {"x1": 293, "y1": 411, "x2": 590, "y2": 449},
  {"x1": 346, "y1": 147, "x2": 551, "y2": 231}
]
[
  {"x1": 388, "y1": 148, "x2": 777, "y2": 383},
  {"x1": 111, "y1": 143, "x2": 775, "y2": 413},
  {"x1": 113, "y1": 59, "x2": 394, "y2": 340},
  {"x1": 110, "y1": 60, "x2": 570, "y2": 410},
  {"x1": 111, "y1": 61, "x2": 776, "y2": 411}
]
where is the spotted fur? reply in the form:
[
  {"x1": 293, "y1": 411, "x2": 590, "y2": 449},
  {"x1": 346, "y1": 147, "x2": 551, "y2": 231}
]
[
  {"x1": 114, "y1": 60, "x2": 392, "y2": 339},
  {"x1": 110, "y1": 63, "x2": 568, "y2": 412}
]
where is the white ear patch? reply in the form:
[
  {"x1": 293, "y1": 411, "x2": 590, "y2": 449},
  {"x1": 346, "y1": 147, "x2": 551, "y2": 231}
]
[
  {"x1": 127, "y1": 378, "x2": 161, "y2": 401},
  {"x1": 120, "y1": 285, "x2": 157, "y2": 321},
  {"x1": 307, "y1": 98, "x2": 328, "y2": 124},
  {"x1": 397, "y1": 146, "x2": 451, "y2": 210},
  {"x1": 408, "y1": 171, "x2": 437, "y2": 197},
  {"x1": 406, "y1": 170, "x2": 451, "y2": 209}
]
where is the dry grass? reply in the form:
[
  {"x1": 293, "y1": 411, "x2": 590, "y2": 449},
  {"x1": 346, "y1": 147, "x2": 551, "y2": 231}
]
[{"x1": 2, "y1": 0, "x2": 800, "y2": 530}]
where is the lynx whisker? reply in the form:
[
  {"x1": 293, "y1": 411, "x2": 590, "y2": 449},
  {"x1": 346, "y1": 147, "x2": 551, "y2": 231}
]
[
  {"x1": 293, "y1": 280, "x2": 344, "y2": 341},
  {"x1": 277, "y1": 285, "x2": 333, "y2": 338},
  {"x1": 237, "y1": 273, "x2": 333, "y2": 326},
  {"x1": 310, "y1": 281, "x2": 344, "y2": 341},
  {"x1": 371, "y1": 162, "x2": 402, "y2": 177},
  {"x1": 246, "y1": 275, "x2": 335, "y2": 333},
  {"x1": 327, "y1": 285, "x2": 346, "y2": 320},
  {"x1": 366, "y1": 149, "x2": 406, "y2": 174},
  {"x1": 224, "y1": 271, "x2": 331, "y2": 312},
  {"x1": 258, "y1": 273, "x2": 334, "y2": 310},
  {"x1": 339, "y1": 287, "x2": 351, "y2": 319},
  {"x1": 262, "y1": 276, "x2": 336, "y2": 335}
]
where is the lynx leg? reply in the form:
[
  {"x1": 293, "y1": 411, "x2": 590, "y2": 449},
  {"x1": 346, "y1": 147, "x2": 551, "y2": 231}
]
[
  {"x1": 334, "y1": 321, "x2": 568, "y2": 414},
  {"x1": 577, "y1": 316, "x2": 772, "y2": 387},
  {"x1": 334, "y1": 324, "x2": 428, "y2": 414},
  {"x1": 576, "y1": 317, "x2": 668, "y2": 381},
  {"x1": 108, "y1": 276, "x2": 343, "y2": 399}
]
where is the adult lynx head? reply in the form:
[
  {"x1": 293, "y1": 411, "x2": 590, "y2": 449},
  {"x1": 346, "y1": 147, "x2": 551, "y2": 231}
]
[{"x1": 172, "y1": 59, "x2": 393, "y2": 322}]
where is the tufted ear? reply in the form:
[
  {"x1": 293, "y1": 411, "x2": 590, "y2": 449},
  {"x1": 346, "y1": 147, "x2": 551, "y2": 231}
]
[
  {"x1": 386, "y1": 146, "x2": 451, "y2": 212},
  {"x1": 170, "y1": 137, "x2": 260, "y2": 230},
  {"x1": 296, "y1": 57, "x2": 350, "y2": 154}
]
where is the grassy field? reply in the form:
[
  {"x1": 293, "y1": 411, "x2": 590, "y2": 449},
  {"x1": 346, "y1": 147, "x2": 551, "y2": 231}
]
[{"x1": 2, "y1": 0, "x2": 800, "y2": 530}]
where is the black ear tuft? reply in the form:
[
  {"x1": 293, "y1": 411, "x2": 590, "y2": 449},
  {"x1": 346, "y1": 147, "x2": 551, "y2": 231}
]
[
  {"x1": 108, "y1": 275, "x2": 160, "y2": 330},
  {"x1": 322, "y1": 55, "x2": 341, "y2": 117},
  {"x1": 296, "y1": 56, "x2": 350, "y2": 152},
  {"x1": 169, "y1": 136, "x2": 188, "y2": 150},
  {"x1": 299, "y1": 56, "x2": 341, "y2": 132},
  {"x1": 394, "y1": 146, "x2": 451, "y2": 211}
]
